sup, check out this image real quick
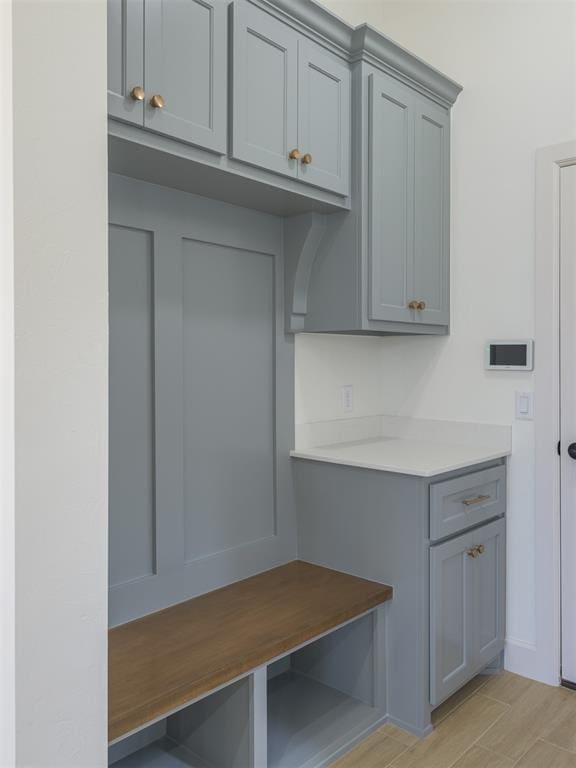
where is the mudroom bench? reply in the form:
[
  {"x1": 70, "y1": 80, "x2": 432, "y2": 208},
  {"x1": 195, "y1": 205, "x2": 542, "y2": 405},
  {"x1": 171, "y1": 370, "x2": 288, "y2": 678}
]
[{"x1": 109, "y1": 561, "x2": 393, "y2": 768}]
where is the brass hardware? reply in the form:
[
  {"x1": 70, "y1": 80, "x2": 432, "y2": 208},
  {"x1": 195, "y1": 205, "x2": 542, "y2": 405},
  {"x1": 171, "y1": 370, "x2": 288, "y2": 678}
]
[
  {"x1": 476, "y1": 544, "x2": 486, "y2": 555},
  {"x1": 130, "y1": 86, "x2": 145, "y2": 101},
  {"x1": 289, "y1": 149, "x2": 302, "y2": 160},
  {"x1": 462, "y1": 494, "x2": 491, "y2": 507},
  {"x1": 467, "y1": 547, "x2": 479, "y2": 558},
  {"x1": 301, "y1": 153, "x2": 313, "y2": 165},
  {"x1": 149, "y1": 94, "x2": 165, "y2": 109},
  {"x1": 417, "y1": 301, "x2": 426, "y2": 310},
  {"x1": 408, "y1": 301, "x2": 420, "y2": 310}
]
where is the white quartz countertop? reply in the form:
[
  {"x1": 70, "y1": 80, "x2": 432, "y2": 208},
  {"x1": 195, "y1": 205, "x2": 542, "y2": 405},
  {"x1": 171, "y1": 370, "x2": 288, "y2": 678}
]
[{"x1": 290, "y1": 416, "x2": 511, "y2": 477}]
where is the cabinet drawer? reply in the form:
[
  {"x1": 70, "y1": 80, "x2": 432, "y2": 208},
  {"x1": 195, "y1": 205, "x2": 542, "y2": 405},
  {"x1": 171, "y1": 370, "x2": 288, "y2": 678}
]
[{"x1": 430, "y1": 466, "x2": 506, "y2": 541}]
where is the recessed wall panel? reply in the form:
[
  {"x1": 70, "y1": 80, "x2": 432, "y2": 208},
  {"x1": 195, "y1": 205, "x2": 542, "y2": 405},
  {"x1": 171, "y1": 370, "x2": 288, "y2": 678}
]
[
  {"x1": 109, "y1": 225, "x2": 156, "y2": 586},
  {"x1": 182, "y1": 239, "x2": 275, "y2": 562}
]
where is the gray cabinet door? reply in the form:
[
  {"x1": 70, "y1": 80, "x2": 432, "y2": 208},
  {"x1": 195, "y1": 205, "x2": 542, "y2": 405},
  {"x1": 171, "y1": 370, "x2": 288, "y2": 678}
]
[
  {"x1": 474, "y1": 518, "x2": 506, "y2": 669},
  {"x1": 430, "y1": 518, "x2": 506, "y2": 705},
  {"x1": 231, "y1": 0, "x2": 298, "y2": 177},
  {"x1": 413, "y1": 97, "x2": 450, "y2": 325},
  {"x1": 368, "y1": 73, "x2": 415, "y2": 323},
  {"x1": 297, "y1": 41, "x2": 350, "y2": 195},
  {"x1": 144, "y1": 0, "x2": 227, "y2": 153},
  {"x1": 107, "y1": 0, "x2": 144, "y2": 125},
  {"x1": 429, "y1": 528, "x2": 475, "y2": 706}
]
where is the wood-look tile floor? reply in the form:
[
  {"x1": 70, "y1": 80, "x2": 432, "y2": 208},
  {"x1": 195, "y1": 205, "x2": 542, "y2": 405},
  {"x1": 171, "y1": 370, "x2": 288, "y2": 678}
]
[{"x1": 332, "y1": 673, "x2": 576, "y2": 768}]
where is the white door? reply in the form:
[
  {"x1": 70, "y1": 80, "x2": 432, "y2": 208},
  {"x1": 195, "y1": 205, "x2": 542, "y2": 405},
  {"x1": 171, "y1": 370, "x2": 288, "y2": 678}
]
[{"x1": 560, "y1": 162, "x2": 576, "y2": 684}]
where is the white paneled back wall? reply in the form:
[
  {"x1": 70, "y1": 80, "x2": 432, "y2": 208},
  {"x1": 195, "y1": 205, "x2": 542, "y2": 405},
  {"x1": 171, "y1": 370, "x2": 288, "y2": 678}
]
[{"x1": 296, "y1": 0, "x2": 576, "y2": 684}]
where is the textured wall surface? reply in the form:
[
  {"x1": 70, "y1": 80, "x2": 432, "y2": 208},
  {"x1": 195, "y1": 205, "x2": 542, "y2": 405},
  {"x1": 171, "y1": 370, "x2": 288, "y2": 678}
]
[{"x1": 13, "y1": 0, "x2": 108, "y2": 764}]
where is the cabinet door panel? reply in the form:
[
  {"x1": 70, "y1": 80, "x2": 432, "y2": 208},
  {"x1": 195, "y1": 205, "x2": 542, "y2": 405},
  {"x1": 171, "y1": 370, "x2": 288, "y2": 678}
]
[
  {"x1": 232, "y1": 1, "x2": 298, "y2": 177},
  {"x1": 430, "y1": 532, "x2": 475, "y2": 705},
  {"x1": 144, "y1": 0, "x2": 227, "y2": 153},
  {"x1": 413, "y1": 98, "x2": 450, "y2": 325},
  {"x1": 297, "y1": 41, "x2": 350, "y2": 195},
  {"x1": 474, "y1": 518, "x2": 506, "y2": 667},
  {"x1": 368, "y1": 73, "x2": 414, "y2": 323},
  {"x1": 107, "y1": 0, "x2": 144, "y2": 124}
]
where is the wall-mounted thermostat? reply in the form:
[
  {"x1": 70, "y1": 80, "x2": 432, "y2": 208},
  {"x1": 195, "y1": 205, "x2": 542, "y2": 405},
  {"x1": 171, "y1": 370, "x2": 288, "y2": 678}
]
[{"x1": 485, "y1": 340, "x2": 534, "y2": 371}]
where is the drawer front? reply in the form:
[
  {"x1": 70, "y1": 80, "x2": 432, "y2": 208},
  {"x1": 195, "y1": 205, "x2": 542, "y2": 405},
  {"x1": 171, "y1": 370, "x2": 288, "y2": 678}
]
[{"x1": 430, "y1": 465, "x2": 506, "y2": 541}]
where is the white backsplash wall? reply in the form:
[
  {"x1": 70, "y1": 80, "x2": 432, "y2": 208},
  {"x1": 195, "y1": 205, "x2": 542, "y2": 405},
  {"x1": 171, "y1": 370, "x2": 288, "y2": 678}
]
[
  {"x1": 297, "y1": 0, "x2": 576, "y2": 686},
  {"x1": 295, "y1": 334, "x2": 383, "y2": 425}
]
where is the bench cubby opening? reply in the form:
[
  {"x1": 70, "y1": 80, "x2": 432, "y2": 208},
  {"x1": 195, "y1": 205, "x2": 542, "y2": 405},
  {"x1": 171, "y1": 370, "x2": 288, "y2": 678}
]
[
  {"x1": 109, "y1": 676, "x2": 252, "y2": 768},
  {"x1": 267, "y1": 611, "x2": 386, "y2": 768}
]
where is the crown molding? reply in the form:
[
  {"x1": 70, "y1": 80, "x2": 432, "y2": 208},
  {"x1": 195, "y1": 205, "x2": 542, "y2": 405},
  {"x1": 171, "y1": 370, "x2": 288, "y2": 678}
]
[{"x1": 248, "y1": 0, "x2": 462, "y2": 107}]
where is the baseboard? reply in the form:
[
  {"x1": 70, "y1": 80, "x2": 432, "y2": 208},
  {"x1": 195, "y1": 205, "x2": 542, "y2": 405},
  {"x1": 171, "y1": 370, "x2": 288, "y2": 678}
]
[{"x1": 505, "y1": 637, "x2": 559, "y2": 686}]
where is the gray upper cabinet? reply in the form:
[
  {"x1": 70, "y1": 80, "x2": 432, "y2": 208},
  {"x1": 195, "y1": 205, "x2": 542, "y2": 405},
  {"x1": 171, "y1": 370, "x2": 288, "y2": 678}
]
[
  {"x1": 297, "y1": 41, "x2": 351, "y2": 195},
  {"x1": 368, "y1": 73, "x2": 450, "y2": 327},
  {"x1": 107, "y1": 0, "x2": 227, "y2": 153},
  {"x1": 231, "y1": 0, "x2": 351, "y2": 195},
  {"x1": 231, "y1": 1, "x2": 299, "y2": 178},
  {"x1": 144, "y1": 0, "x2": 227, "y2": 153},
  {"x1": 107, "y1": 0, "x2": 144, "y2": 125},
  {"x1": 430, "y1": 518, "x2": 505, "y2": 706},
  {"x1": 368, "y1": 73, "x2": 414, "y2": 324},
  {"x1": 413, "y1": 97, "x2": 450, "y2": 326},
  {"x1": 285, "y1": 60, "x2": 459, "y2": 336}
]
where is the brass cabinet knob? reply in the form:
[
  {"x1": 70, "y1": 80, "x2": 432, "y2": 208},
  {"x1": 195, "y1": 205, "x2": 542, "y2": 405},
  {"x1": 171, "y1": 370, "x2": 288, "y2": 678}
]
[
  {"x1": 466, "y1": 547, "x2": 479, "y2": 558},
  {"x1": 301, "y1": 153, "x2": 313, "y2": 165},
  {"x1": 408, "y1": 301, "x2": 419, "y2": 310},
  {"x1": 149, "y1": 94, "x2": 165, "y2": 109},
  {"x1": 289, "y1": 149, "x2": 302, "y2": 160},
  {"x1": 417, "y1": 301, "x2": 426, "y2": 310},
  {"x1": 130, "y1": 86, "x2": 145, "y2": 101},
  {"x1": 467, "y1": 545, "x2": 485, "y2": 558}
]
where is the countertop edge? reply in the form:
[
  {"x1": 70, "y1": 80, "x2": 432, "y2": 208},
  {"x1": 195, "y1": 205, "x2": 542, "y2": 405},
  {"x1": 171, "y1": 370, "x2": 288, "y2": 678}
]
[{"x1": 289, "y1": 449, "x2": 511, "y2": 477}]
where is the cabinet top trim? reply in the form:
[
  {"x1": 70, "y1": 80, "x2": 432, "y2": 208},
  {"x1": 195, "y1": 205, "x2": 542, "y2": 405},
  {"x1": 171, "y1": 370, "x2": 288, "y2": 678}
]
[{"x1": 250, "y1": 0, "x2": 462, "y2": 107}]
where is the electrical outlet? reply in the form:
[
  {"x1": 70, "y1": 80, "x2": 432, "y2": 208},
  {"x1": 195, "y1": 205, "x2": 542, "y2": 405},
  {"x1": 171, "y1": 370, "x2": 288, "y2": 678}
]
[{"x1": 341, "y1": 384, "x2": 354, "y2": 413}]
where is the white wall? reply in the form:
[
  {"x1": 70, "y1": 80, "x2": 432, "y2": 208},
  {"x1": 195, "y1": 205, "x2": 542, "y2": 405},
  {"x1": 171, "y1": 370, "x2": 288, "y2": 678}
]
[
  {"x1": 298, "y1": 0, "x2": 576, "y2": 683},
  {"x1": 12, "y1": 0, "x2": 108, "y2": 764},
  {"x1": 0, "y1": 0, "x2": 15, "y2": 764}
]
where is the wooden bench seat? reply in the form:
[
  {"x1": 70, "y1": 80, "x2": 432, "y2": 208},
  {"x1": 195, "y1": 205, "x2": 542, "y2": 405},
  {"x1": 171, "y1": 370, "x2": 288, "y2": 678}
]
[{"x1": 109, "y1": 560, "x2": 393, "y2": 743}]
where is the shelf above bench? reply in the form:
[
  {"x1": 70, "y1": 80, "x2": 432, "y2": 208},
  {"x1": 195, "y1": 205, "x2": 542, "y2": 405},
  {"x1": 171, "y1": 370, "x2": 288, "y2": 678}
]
[{"x1": 109, "y1": 560, "x2": 392, "y2": 743}]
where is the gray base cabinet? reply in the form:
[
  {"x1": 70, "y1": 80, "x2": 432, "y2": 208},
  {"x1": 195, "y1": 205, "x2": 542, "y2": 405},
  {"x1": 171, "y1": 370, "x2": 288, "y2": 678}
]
[
  {"x1": 294, "y1": 458, "x2": 506, "y2": 736},
  {"x1": 430, "y1": 518, "x2": 506, "y2": 706}
]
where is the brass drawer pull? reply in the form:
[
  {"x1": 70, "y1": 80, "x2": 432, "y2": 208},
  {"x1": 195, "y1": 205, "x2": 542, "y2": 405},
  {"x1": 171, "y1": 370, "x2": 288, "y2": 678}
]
[{"x1": 462, "y1": 493, "x2": 491, "y2": 507}]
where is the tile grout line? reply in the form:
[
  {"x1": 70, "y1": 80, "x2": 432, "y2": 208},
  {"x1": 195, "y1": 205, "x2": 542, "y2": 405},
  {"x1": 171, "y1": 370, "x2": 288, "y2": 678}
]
[
  {"x1": 538, "y1": 737, "x2": 576, "y2": 757},
  {"x1": 442, "y1": 694, "x2": 514, "y2": 768},
  {"x1": 431, "y1": 677, "x2": 491, "y2": 726}
]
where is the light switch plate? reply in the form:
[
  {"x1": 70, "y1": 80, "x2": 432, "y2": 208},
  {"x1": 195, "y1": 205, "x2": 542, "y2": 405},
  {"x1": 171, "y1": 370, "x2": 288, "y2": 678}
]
[{"x1": 515, "y1": 390, "x2": 534, "y2": 420}]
